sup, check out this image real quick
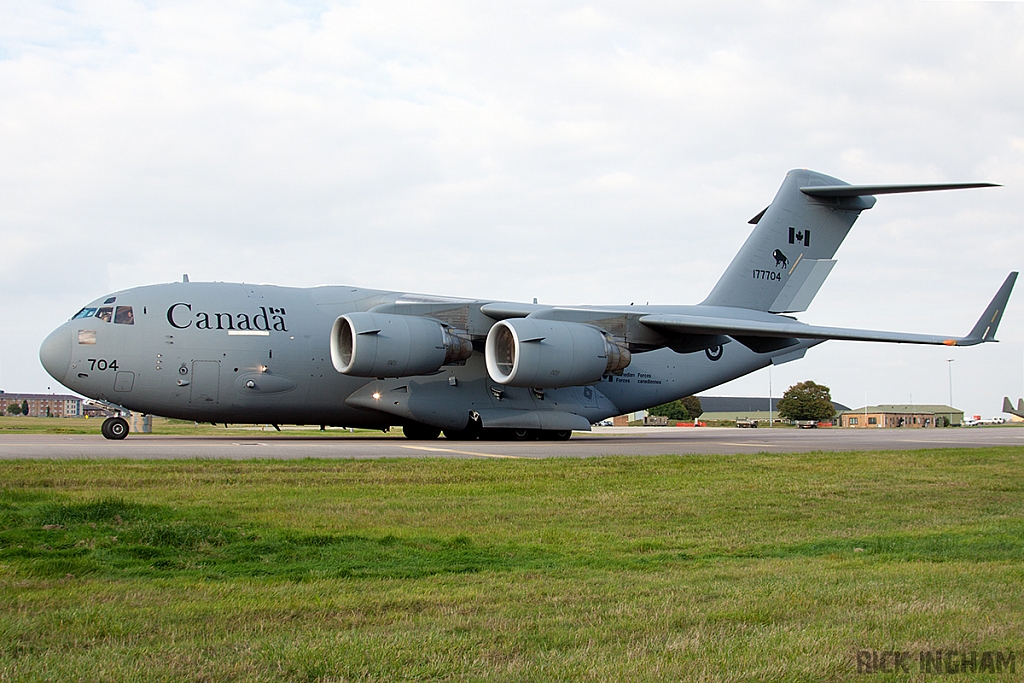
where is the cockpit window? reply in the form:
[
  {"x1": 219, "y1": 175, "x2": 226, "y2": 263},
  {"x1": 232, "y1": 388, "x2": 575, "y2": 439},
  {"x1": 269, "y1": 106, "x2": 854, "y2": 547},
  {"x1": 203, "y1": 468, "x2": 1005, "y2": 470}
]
[
  {"x1": 72, "y1": 307, "x2": 98, "y2": 320},
  {"x1": 96, "y1": 307, "x2": 113, "y2": 323},
  {"x1": 114, "y1": 306, "x2": 134, "y2": 325}
]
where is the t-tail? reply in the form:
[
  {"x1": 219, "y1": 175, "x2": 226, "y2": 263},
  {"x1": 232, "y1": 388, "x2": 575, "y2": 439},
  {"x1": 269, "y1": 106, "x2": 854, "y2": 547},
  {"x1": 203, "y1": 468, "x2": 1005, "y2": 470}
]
[{"x1": 701, "y1": 169, "x2": 998, "y2": 312}]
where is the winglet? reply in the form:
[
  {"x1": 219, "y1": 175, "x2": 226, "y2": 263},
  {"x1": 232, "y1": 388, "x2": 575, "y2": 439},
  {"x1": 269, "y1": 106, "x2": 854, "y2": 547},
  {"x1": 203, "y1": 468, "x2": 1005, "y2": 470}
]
[{"x1": 959, "y1": 272, "x2": 1017, "y2": 345}]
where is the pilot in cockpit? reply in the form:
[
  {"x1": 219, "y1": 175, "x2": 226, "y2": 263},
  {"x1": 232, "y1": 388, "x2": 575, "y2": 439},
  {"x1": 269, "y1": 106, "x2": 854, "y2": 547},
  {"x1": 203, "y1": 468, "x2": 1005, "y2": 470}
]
[
  {"x1": 72, "y1": 304, "x2": 134, "y2": 325},
  {"x1": 114, "y1": 306, "x2": 134, "y2": 325}
]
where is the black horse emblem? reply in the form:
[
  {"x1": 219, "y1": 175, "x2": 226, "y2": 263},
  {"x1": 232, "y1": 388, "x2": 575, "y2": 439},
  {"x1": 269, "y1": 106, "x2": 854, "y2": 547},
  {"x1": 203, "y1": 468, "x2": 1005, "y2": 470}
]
[{"x1": 772, "y1": 249, "x2": 788, "y2": 268}]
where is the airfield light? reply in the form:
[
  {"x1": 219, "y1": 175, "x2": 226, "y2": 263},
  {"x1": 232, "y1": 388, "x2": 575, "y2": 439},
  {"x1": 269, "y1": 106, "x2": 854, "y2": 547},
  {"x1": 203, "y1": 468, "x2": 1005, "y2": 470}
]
[{"x1": 947, "y1": 358, "x2": 954, "y2": 409}]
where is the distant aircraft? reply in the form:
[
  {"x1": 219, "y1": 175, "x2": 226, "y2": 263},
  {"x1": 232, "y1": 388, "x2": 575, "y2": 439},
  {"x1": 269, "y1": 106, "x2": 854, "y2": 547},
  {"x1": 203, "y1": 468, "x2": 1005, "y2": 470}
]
[
  {"x1": 1002, "y1": 397, "x2": 1024, "y2": 419},
  {"x1": 39, "y1": 169, "x2": 1016, "y2": 440}
]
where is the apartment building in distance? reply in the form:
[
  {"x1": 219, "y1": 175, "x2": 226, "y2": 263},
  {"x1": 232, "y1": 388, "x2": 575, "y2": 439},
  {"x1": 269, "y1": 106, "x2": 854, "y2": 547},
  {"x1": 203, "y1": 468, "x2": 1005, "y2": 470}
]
[{"x1": 0, "y1": 392, "x2": 84, "y2": 417}]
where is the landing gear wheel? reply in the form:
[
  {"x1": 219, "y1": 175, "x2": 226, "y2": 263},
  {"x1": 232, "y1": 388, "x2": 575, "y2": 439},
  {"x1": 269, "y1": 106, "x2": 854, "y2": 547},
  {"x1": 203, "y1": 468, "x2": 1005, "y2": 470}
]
[
  {"x1": 402, "y1": 423, "x2": 442, "y2": 440},
  {"x1": 443, "y1": 429, "x2": 477, "y2": 441},
  {"x1": 541, "y1": 429, "x2": 572, "y2": 441},
  {"x1": 101, "y1": 417, "x2": 129, "y2": 440},
  {"x1": 444, "y1": 415, "x2": 483, "y2": 441}
]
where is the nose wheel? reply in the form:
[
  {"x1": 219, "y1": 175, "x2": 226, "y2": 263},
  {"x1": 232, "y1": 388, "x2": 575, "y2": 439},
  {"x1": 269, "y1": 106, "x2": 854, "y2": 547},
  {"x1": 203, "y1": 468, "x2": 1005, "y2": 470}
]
[{"x1": 101, "y1": 416, "x2": 130, "y2": 440}]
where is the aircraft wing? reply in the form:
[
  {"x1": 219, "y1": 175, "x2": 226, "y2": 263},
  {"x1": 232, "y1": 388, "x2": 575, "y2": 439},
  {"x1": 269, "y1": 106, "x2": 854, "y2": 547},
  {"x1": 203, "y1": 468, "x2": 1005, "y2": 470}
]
[
  {"x1": 641, "y1": 271, "x2": 1017, "y2": 348},
  {"x1": 642, "y1": 314, "x2": 972, "y2": 346}
]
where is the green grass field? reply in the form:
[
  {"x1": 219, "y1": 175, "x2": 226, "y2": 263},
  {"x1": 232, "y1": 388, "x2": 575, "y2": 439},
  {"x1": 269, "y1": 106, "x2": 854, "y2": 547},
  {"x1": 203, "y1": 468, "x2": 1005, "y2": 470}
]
[{"x1": 1, "y1": 449, "x2": 1022, "y2": 681}]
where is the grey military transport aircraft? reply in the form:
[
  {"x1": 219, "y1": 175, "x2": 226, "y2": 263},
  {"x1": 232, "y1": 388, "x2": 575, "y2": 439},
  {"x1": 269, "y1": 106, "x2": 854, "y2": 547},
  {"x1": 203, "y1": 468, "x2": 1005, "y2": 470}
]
[
  {"x1": 40, "y1": 169, "x2": 1016, "y2": 440},
  {"x1": 1002, "y1": 397, "x2": 1024, "y2": 420}
]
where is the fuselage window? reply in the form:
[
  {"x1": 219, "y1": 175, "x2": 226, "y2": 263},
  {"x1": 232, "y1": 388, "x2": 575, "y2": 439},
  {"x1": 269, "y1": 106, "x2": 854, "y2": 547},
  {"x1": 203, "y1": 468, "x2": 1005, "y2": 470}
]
[
  {"x1": 114, "y1": 306, "x2": 134, "y2": 325},
  {"x1": 72, "y1": 307, "x2": 98, "y2": 320},
  {"x1": 96, "y1": 307, "x2": 113, "y2": 323}
]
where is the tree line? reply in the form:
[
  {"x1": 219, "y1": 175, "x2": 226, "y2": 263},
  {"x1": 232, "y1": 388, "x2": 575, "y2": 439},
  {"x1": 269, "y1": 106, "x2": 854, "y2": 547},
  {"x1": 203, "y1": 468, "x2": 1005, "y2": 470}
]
[
  {"x1": 4, "y1": 400, "x2": 31, "y2": 416},
  {"x1": 647, "y1": 381, "x2": 837, "y2": 423}
]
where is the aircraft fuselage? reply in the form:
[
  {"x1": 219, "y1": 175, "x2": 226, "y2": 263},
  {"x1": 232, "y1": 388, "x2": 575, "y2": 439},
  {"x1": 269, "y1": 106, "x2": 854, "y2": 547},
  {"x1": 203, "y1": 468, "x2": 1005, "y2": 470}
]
[{"x1": 39, "y1": 281, "x2": 790, "y2": 431}]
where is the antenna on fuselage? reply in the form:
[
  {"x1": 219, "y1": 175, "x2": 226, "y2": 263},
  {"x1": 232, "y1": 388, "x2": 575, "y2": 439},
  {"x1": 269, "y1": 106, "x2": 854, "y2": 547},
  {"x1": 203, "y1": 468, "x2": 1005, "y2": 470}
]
[{"x1": 182, "y1": 274, "x2": 189, "y2": 283}]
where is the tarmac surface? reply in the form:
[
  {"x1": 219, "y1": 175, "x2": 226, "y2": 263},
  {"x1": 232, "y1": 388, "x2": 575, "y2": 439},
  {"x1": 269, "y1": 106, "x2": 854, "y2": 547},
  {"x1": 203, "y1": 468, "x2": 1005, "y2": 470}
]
[{"x1": 1, "y1": 426, "x2": 1023, "y2": 459}]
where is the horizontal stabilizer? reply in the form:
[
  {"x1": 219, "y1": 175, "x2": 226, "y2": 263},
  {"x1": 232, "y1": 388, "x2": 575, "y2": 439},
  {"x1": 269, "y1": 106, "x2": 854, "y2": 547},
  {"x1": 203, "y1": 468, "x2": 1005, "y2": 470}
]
[{"x1": 801, "y1": 182, "x2": 998, "y2": 198}]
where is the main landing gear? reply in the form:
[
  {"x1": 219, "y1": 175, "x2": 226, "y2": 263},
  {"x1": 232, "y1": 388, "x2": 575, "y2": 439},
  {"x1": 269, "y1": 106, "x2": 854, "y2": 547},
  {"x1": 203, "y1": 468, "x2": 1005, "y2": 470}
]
[
  {"x1": 450, "y1": 428, "x2": 571, "y2": 441},
  {"x1": 401, "y1": 423, "x2": 443, "y2": 440},
  {"x1": 101, "y1": 416, "x2": 129, "y2": 440},
  {"x1": 405, "y1": 426, "x2": 572, "y2": 441}
]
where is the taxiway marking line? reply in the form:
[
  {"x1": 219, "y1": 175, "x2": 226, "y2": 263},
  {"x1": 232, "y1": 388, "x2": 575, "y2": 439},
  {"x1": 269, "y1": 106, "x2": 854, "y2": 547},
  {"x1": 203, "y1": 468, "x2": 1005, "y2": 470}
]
[
  {"x1": 399, "y1": 445, "x2": 523, "y2": 459},
  {"x1": 715, "y1": 442, "x2": 781, "y2": 448},
  {"x1": 895, "y1": 439, "x2": 972, "y2": 445}
]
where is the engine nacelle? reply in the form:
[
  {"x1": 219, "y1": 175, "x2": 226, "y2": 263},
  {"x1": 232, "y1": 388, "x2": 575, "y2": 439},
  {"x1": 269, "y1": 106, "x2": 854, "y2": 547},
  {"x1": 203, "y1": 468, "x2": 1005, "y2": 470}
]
[
  {"x1": 331, "y1": 312, "x2": 472, "y2": 378},
  {"x1": 485, "y1": 318, "x2": 630, "y2": 388}
]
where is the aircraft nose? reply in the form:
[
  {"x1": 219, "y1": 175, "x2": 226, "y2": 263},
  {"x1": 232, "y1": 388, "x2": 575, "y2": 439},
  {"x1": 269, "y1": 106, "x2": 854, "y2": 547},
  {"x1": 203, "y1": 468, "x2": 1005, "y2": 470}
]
[{"x1": 39, "y1": 327, "x2": 72, "y2": 382}]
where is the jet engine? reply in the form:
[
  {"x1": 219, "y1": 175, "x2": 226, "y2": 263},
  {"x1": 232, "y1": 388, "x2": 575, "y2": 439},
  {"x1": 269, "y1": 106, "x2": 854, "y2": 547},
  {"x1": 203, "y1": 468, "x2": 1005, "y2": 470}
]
[
  {"x1": 331, "y1": 312, "x2": 472, "y2": 378},
  {"x1": 484, "y1": 318, "x2": 630, "y2": 388}
]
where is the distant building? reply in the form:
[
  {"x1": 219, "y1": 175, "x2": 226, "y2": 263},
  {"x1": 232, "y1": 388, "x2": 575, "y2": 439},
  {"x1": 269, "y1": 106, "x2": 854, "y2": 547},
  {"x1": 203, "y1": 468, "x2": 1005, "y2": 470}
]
[
  {"x1": 0, "y1": 392, "x2": 83, "y2": 417},
  {"x1": 839, "y1": 404, "x2": 963, "y2": 428},
  {"x1": 612, "y1": 410, "x2": 648, "y2": 426},
  {"x1": 697, "y1": 396, "x2": 850, "y2": 424}
]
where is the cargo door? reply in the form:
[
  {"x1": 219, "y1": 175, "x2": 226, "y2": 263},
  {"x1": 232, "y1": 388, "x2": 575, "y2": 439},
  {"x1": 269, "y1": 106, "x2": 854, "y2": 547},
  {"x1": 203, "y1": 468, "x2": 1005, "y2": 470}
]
[{"x1": 190, "y1": 361, "x2": 220, "y2": 404}]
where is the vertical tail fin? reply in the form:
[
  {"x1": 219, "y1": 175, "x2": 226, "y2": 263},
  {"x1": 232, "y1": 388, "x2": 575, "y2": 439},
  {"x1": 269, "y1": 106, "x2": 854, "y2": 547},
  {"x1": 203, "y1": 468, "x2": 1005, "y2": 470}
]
[
  {"x1": 701, "y1": 170, "x2": 998, "y2": 313},
  {"x1": 701, "y1": 169, "x2": 873, "y2": 312},
  {"x1": 1003, "y1": 396, "x2": 1024, "y2": 419}
]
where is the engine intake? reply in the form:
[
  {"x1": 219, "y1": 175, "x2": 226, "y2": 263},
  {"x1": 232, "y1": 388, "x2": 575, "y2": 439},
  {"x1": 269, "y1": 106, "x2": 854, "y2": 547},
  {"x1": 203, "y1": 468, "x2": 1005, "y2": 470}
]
[
  {"x1": 485, "y1": 318, "x2": 630, "y2": 388},
  {"x1": 331, "y1": 312, "x2": 472, "y2": 378}
]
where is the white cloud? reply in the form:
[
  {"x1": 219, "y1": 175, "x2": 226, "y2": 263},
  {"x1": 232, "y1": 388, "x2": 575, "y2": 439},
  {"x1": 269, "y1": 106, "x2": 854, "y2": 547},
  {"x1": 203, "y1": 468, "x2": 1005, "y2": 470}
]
[{"x1": 1, "y1": 0, "x2": 1023, "y2": 415}]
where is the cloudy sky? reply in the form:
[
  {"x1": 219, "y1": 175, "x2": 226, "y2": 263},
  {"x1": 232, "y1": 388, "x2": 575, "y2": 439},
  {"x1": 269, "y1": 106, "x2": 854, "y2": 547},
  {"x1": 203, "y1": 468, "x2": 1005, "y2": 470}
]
[{"x1": 2, "y1": 1, "x2": 1023, "y2": 416}]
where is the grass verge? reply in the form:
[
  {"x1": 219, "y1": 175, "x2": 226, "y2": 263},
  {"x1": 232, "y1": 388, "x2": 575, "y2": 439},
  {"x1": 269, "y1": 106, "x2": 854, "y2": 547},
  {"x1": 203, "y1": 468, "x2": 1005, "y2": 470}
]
[{"x1": 1, "y1": 448, "x2": 1023, "y2": 681}]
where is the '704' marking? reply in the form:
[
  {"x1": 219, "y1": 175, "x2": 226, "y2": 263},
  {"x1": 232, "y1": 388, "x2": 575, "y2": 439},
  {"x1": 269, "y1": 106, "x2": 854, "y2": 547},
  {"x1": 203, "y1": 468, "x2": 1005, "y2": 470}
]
[{"x1": 86, "y1": 359, "x2": 119, "y2": 371}]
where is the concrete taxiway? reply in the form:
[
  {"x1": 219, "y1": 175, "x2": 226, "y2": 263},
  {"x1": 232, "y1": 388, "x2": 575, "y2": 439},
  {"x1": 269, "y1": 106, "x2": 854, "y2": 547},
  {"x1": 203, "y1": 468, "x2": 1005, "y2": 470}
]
[{"x1": 1, "y1": 426, "x2": 1022, "y2": 460}]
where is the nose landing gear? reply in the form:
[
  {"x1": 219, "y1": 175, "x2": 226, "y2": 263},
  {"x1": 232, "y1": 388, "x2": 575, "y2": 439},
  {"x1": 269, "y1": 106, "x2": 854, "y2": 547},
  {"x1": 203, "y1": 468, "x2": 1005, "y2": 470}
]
[{"x1": 101, "y1": 416, "x2": 130, "y2": 440}]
